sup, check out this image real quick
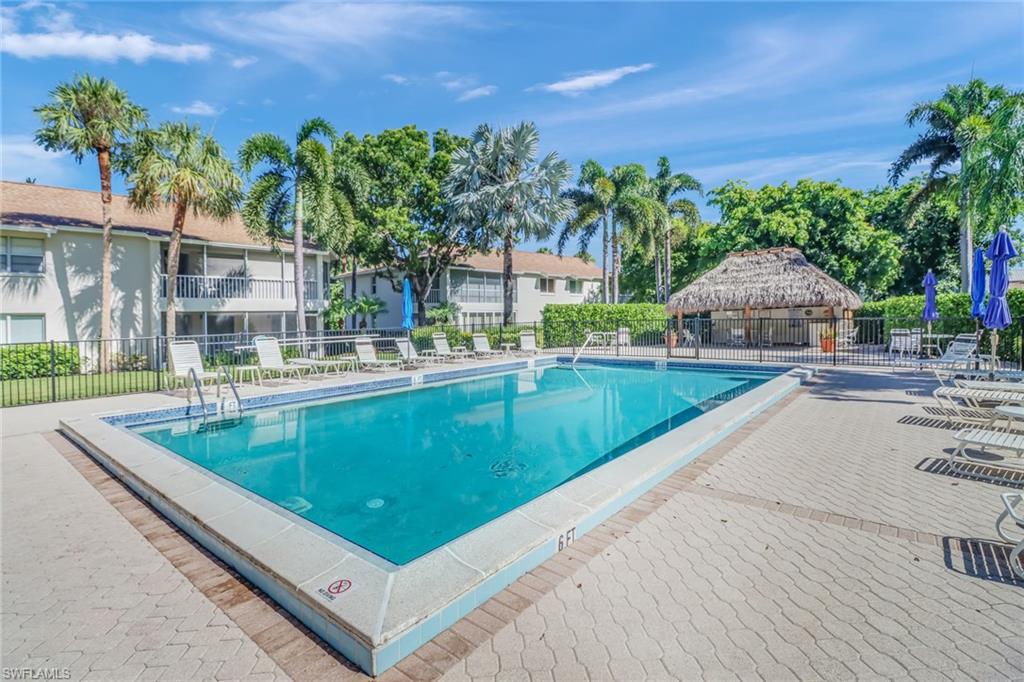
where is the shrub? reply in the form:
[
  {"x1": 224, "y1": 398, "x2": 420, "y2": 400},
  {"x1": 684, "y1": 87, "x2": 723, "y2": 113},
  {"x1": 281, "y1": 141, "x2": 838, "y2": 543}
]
[
  {"x1": 542, "y1": 303, "x2": 667, "y2": 347},
  {"x1": 0, "y1": 343, "x2": 81, "y2": 380}
]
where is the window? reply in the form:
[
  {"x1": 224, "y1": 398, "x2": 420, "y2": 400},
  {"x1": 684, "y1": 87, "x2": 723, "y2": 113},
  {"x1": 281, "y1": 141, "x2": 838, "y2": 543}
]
[
  {"x1": 371, "y1": 275, "x2": 377, "y2": 294},
  {"x1": 539, "y1": 277, "x2": 556, "y2": 294},
  {"x1": 0, "y1": 314, "x2": 45, "y2": 343},
  {"x1": 567, "y1": 279, "x2": 583, "y2": 295},
  {"x1": 0, "y1": 237, "x2": 44, "y2": 274}
]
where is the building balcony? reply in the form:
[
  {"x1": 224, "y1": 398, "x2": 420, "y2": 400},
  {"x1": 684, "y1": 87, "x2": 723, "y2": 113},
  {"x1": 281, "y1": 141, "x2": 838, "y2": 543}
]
[{"x1": 160, "y1": 274, "x2": 324, "y2": 301}]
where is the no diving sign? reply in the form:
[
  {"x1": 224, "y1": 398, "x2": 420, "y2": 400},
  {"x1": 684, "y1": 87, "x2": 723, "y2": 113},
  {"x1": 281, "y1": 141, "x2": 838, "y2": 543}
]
[{"x1": 317, "y1": 578, "x2": 352, "y2": 602}]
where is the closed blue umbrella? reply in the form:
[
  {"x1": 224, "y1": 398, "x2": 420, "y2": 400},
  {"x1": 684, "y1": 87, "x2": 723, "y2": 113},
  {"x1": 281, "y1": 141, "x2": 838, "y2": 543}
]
[
  {"x1": 401, "y1": 278, "x2": 414, "y2": 330},
  {"x1": 921, "y1": 270, "x2": 939, "y2": 349},
  {"x1": 970, "y1": 247, "x2": 987, "y2": 319},
  {"x1": 983, "y1": 228, "x2": 1018, "y2": 369}
]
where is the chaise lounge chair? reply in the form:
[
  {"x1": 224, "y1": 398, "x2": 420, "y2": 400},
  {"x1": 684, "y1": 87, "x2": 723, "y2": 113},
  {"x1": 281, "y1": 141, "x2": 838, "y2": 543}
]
[
  {"x1": 949, "y1": 426, "x2": 1024, "y2": 484},
  {"x1": 429, "y1": 332, "x2": 473, "y2": 362},
  {"x1": 471, "y1": 333, "x2": 504, "y2": 359},
  {"x1": 933, "y1": 385, "x2": 1024, "y2": 425},
  {"x1": 395, "y1": 337, "x2": 441, "y2": 367},
  {"x1": 354, "y1": 336, "x2": 403, "y2": 372},
  {"x1": 254, "y1": 336, "x2": 312, "y2": 382},
  {"x1": 518, "y1": 330, "x2": 539, "y2": 356},
  {"x1": 168, "y1": 339, "x2": 221, "y2": 400},
  {"x1": 996, "y1": 493, "x2": 1024, "y2": 580}
]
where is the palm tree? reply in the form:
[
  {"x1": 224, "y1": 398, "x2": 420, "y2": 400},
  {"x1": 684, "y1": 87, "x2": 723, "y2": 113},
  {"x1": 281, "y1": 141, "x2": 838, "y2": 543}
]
[
  {"x1": 34, "y1": 74, "x2": 147, "y2": 342},
  {"x1": 607, "y1": 164, "x2": 658, "y2": 303},
  {"x1": 651, "y1": 157, "x2": 701, "y2": 302},
  {"x1": 960, "y1": 92, "x2": 1024, "y2": 233},
  {"x1": 352, "y1": 293, "x2": 388, "y2": 329},
  {"x1": 239, "y1": 118, "x2": 347, "y2": 336},
  {"x1": 444, "y1": 122, "x2": 573, "y2": 323},
  {"x1": 123, "y1": 121, "x2": 242, "y2": 337},
  {"x1": 890, "y1": 79, "x2": 1010, "y2": 291},
  {"x1": 558, "y1": 160, "x2": 614, "y2": 302}
]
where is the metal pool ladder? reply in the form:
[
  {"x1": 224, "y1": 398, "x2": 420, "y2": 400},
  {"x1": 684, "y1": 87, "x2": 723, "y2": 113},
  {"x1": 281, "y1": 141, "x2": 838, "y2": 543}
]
[
  {"x1": 185, "y1": 366, "x2": 243, "y2": 418},
  {"x1": 572, "y1": 331, "x2": 602, "y2": 365}
]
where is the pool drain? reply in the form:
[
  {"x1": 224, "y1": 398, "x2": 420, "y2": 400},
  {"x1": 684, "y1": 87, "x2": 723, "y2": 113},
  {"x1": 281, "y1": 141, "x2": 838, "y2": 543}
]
[{"x1": 366, "y1": 498, "x2": 385, "y2": 509}]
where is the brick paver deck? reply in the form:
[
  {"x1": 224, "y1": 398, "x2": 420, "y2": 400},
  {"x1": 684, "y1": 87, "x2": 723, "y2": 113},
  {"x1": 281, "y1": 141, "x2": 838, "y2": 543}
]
[{"x1": 2, "y1": 368, "x2": 1021, "y2": 680}]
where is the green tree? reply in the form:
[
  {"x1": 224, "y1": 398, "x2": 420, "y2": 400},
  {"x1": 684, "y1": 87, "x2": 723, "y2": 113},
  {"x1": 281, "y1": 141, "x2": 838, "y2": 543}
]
[
  {"x1": 707, "y1": 179, "x2": 902, "y2": 299},
  {"x1": 961, "y1": 92, "x2": 1024, "y2": 233},
  {"x1": 444, "y1": 122, "x2": 573, "y2": 323},
  {"x1": 558, "y1": 160, "x2": 615, "y2": 302},
  {"x1": 240, "y1": 118, "x2": 354, "y2": 336},
  {"x1": 557, "y1": 161, "x2": 654, "y2": 303},
  {"x1": 34, "y1": 74, "x2": 148, "y2": 342},
  {"x1": 336, "y1": 126, "x2": 482, "y2": 324},
  {"x1": 650, "y1": 157, "x2": 701, "y2": 302},
  {"x1": 352, "y1": 293, "x2": 388, "y2": 329},
  {"x1": 865, "y1": 181, "x2": 960, "y2": 295},
  {"x1": 123, "y1": 122, "x2": 242, "y2": 337},
  {"x1": 890, "y1": 79, "x2": 1011, "y2": 290},
  {"x1": 425, "y1": 301, "x2": 461, "y2": 324}
]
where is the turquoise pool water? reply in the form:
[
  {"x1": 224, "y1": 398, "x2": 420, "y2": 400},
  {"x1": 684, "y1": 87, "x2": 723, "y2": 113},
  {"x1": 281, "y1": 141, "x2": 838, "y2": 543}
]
[{"x1": 134, "y1": 363, "x2": 768, "y2": 564}]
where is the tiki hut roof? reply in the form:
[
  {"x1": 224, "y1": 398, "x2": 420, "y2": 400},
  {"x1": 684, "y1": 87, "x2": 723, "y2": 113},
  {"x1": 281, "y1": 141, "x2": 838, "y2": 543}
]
[{"x1": 665, "y1": 247, "x2": 862, "y2": 314}]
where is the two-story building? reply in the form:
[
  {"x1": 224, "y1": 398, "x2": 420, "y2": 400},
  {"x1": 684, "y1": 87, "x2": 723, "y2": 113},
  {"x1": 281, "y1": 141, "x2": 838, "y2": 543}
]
[
  {"x1": 346, "y1": 250, "x2": 603, "y2": 327},
  {"x1": 0, "y1": 181, "x2": 333, "y2": 343}
]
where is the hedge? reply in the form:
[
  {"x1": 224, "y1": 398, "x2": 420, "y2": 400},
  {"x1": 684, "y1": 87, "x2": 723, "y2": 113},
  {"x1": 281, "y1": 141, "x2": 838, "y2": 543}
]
[
  {"x1": 410, "y1": 323, "x2": 543, "y2": 352},
  {"x1": 0, "y1": 343, "x2": 81, "y2": 380},
  {"x1": 542, "y1": 303, "x2": 667, "y2": 347},
  {"x1": 853, "y1": 290, "x2": 1024, "y2": 361}
]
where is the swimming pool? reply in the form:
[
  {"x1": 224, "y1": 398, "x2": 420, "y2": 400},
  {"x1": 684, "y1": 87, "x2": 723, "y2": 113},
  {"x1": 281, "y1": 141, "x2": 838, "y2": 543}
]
[
  {"x1": 62, "y1": 356, "x2": 806, "y2": 674},
  {"x1": 134, "y1": 364, "x2": 768, "y2": 564}
]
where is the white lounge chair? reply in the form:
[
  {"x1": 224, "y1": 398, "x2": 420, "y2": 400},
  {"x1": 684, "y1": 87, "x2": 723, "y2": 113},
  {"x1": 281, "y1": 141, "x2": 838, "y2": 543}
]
[
  {"x1": 168, "y1": 340, "x2": 221, "y2": 399},
  {"x1": 430, "y1": 332, "x2": 473, "y2": 362},
  {"x1": 837, "y1": 325, "x2": 858, "y2": 349},
  {"x1": 471, "y1": 333, "x2": 504, "y2": 359},
  {"x1": 518, "y1": 330, "x2": 539, "y2": 355},
  {"x1": 254, "y1": 336, "x2": 311, "y2": 382},
  {"x1": 950, "y1": 427, "x2": 1024, "y2": 484},
  {"x1": 933, "y1": 386, "x2": 1024, "y2": 424},
  {"x1": 935, "y1": 367, "x2": 1024, "y2": 386},
  {"x1": 616, "y1": 327, "x2": 631, "y2": 347},
  {"x1": 913, "y1": 334, "x2": 977, "y2": 371},
  {"x1": 395, "y1": 338, "x2": 440, "y2": 367},
  {"x1": 354, "y1": 337, "x2": 403, "y2": 371},
  {"x1": 996, "y1": 493, "x2": 1024, "y2": 580}
]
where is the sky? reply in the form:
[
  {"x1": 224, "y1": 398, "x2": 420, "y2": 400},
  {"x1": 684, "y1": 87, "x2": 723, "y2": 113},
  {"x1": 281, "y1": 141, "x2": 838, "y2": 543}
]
[{"x1": 2, "y1": 1, "x2": 1022, "y2": 254}]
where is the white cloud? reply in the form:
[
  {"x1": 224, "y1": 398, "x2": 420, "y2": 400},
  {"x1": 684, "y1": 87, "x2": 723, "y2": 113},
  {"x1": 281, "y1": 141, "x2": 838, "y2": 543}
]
[
  {"x1": 170, "y1": 100, "x2": 220, "y2": 116},
  {"x1": 382, "y1": 73, "x2": 409, "y2": 85},
  {"x1": 535, "y1": 63, "x2": 655, "y2": 96},
  {"x1": 199, "y1": 3, "x2": 475, "y2": 69},
  {"x1": 457, "y1": 85, "x2": 497, "y2": 102},
  {"x1": 1, "y1": 1, "x2": 210, "y2": 63},
  {"x1": 1, "y1": 134, "x2": 68, "y2": 184},
  {"x1": 230, "y1": 55, "x2": 257, "y2": 69},
  {"x1": 437, "y1": 71, "x2": 476, "y2": 91}
]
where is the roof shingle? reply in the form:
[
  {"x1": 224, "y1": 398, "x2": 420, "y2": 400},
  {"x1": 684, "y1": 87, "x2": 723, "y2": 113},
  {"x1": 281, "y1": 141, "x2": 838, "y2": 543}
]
[{"x1": 0, "y1": 180, "x2": 296, "y2": 250}]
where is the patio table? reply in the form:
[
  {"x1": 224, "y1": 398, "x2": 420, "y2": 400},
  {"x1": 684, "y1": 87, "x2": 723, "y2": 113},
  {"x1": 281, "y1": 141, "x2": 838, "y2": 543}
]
[
  {"x1": 500, "y1": 343, "x2": 517, "y2": 356},
  {"x1": 922, "y1": 333, "x2": 954, "y2": 357}
]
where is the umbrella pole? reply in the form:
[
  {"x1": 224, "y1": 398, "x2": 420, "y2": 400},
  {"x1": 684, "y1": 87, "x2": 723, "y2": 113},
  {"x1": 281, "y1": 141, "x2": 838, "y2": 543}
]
[{"x1": 991, "y1": 330, "x2": 1000, "y2": 373}]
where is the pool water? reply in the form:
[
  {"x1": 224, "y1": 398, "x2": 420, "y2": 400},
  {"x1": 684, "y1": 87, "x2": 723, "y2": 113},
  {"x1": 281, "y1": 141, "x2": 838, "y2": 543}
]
[{"x1": 134, "y1": 363, "x2": 768, "y2": 564}]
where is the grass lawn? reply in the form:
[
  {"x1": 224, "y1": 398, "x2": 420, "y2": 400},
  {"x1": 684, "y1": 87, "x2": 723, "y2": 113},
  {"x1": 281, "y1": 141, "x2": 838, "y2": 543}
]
[{"x1": 1, "y1": 371, "x2": 163, "y2": 407}]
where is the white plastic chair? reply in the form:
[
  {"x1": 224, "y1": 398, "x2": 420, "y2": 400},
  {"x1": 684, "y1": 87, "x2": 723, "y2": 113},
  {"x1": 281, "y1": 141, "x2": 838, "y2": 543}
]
[
  {"x1": 395, "y1": 337, "x2": 441, "y2": 367},
  {"x1": 518, "y1": 330, "x2": 538, "y2": 355},
  {"x1": 254, "y1": 336, "x2": 310, "y2": 382},
  {"x1": 996, "y1": 493, "x2": 1024, "y2": 580},
  {"x1": 471, "y1": 333, "x2": 504, "y2": 358},
  {"x1": 168, "y1": 340, "x2": 221, "y2": 399},
  {"x1": 431, "y1": 332, "x2": 472, "y2": 362},
  {"x1": 354, "y1": 337, "x2": 403, "y2": 371},
  {"x1": 616, "y1": 327, "x2": 631, "y2": 347}
]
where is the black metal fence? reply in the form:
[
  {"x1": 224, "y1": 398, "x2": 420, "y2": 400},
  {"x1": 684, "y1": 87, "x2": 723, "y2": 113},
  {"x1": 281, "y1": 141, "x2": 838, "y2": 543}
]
[{"x1": 2, "y1": 317, "x2": 1020, "y2": 407}]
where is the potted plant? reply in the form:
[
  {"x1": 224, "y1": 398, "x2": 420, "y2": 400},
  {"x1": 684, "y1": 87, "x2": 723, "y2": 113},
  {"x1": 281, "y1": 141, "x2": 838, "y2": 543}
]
[{"x1": 819, "y1": 327, "x2": 836, "y2": 353}]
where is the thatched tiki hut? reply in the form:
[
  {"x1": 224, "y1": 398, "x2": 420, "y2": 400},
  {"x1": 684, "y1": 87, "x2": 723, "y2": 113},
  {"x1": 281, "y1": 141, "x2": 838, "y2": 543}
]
[{"x1": 665, "y1": 247, "x2": 862, "y2": 346}]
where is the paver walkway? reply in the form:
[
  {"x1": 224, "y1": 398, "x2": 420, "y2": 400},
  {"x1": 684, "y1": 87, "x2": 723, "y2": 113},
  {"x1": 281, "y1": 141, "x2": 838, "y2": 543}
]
[{"x1": 2, "y1": 368, "x2": 1021, "y2": 681}]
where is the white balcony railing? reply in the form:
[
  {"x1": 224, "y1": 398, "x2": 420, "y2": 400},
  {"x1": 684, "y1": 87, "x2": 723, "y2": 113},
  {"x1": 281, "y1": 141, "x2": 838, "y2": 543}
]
[
  {"x1": 161, "y1": 274, "x2": 323, "y2": 300},
  {"x1": 424, "y1": 288, "x2": 442, "y2": 304}
]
